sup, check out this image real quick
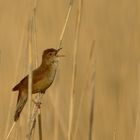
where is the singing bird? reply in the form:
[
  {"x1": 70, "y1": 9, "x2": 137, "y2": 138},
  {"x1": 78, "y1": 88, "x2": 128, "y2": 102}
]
[{"x1": 12, "y1": 48, "x2": 63, "y2": 121}]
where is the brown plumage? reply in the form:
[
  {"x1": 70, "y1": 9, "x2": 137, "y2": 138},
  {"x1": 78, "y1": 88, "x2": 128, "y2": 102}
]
[{"x1": 13, "y1": 48, "x2": 62, "y2": 121}]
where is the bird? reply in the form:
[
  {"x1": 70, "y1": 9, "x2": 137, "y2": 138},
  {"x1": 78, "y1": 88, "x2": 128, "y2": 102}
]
[{"x1": 12, "y1": 48, "x2": 63, "y2": 121}]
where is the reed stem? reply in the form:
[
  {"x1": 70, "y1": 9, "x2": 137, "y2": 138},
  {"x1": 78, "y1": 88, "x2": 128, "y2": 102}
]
[
  {"x1": 68, "y1": 0, "x2": 82, "y2": 140},
  {"x1": 57, "y1": 0, "x2": 73, "y2": 49}
]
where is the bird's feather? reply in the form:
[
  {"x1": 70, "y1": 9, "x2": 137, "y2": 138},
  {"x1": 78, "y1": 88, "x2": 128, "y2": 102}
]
[
  {"x1": 12, "y1": 64, "x2": 48, "y2": 91},
  {"x1": 14, "y1": 90, "x2": 28, "y2": 121}
]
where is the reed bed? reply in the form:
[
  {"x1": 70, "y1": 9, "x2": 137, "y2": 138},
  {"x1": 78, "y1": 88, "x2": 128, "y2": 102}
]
[
  {"x1": 1, "y1": 0, "x2": 140, "y2": 140},
  {"x1": 4, "y1": 0, "x2": 96, "y2": 139}
]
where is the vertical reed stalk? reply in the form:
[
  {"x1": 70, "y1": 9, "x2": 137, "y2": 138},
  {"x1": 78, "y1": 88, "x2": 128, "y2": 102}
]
[
  {"x1": 48, "y1": 90, "x2": 67, "y2": 140},
  {"x1": 68, "y1": 0, "x2": 82, "y2": 140},
  {"x1": 133, "y1": 64, "x2": 140, "y2": 140},
  {"x1": 27, "y1": 94, "x2": 43, "y2": 138},
  {"x1": 53, "y1": 0, "x2": 73, "y2": 139},
  {"x1": 32, "y1": 1, "x2": 43, "y2": 139},
  {"x1": 113, "y1": 128, "x2": 117, "y2": 140},
  {"x1": 57, "y1": 0, "x2": 73, "y2": 49},
  {"x1": 27, "y1": 17, "x2": 33, "y2": 140},
  {"x1": 73, "y1": 40, "x2": 96, "y2": 140},
  {"x1": 38, "y1": 109, "x2": 43, "y2": 140},
  {"x1": 88, "y1": 41, "x2": 96, "y2": 140},
  {"x1": 0, "y1": 50, "x2": 1, "y2": 64},
  {"x1": 27, "y1": 0, "x2": 38, "y2": 139},
  {"x1": 53, "y1": 88, "x2": 59, "y2": 140}
]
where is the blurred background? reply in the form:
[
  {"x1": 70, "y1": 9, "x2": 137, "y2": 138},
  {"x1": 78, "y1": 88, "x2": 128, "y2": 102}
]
[{"x1": 0, "y1": 0, "x2": 140, "y2": 140}]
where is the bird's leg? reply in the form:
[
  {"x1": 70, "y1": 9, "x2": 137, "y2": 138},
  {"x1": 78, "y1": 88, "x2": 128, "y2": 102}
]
[
  {"x1": 32, "y1": 99, "x2": 42, "y2": 109},
  {"x1": 32, "y1": 91, "x2": 45, "y2": 108}
]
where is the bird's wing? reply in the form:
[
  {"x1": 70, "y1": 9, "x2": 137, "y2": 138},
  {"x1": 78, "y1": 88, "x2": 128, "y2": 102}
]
[
  {"x1": 32, "y1": 66, "x2": 46, "y2": 83},
  {"x1": 12, "y1": 65, "x2": 46, "y2": 91},
  {"x1": 12, "y1": 76, "x2": 28, "y2": 91}
]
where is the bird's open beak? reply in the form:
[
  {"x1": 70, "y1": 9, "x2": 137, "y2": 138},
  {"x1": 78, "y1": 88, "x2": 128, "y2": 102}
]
[
  {"x1": 57, "y1": 48, "x2": 62, "y2": 53},
  {"x1": 56, "y1": 48, "x2": 65, "y2": 57}
]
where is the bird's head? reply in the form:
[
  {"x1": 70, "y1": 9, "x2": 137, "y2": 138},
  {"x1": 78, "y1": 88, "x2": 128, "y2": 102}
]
[{"x1": 42, "y1": 48, "x2": 63, "y2": 65}]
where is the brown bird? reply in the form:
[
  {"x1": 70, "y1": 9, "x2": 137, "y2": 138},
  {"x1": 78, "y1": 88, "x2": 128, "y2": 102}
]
[{"x1": 12, "y1": 48, "x2": 63, "y2": 121}]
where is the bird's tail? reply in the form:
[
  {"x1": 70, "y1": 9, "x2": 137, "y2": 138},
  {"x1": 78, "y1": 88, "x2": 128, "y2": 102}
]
[{"x1": 14, "y1": 91, "x2": 28, "y2": 121}]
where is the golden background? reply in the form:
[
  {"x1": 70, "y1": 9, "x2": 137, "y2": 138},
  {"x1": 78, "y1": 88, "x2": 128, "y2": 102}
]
[{"x1": 0, "y1": 0, "x2": 140, "y2": 139}]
